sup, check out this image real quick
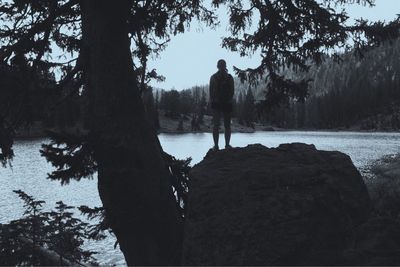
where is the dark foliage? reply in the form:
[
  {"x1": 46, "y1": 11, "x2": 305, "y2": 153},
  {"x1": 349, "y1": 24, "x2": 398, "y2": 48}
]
[
  {"x1": 0, "y1": 0, "x2": 214, "y2": 264},
  {"x1": 158, "y1": 87, "x2": 209, "y2": 120},
  {"x1": 78, "y1": 206, "x2": 109, "y2": 242},
  {"x1": 164, "y1": 152, "x2": 192, "y2": 217},
  {"x1": 0, "y1": 0, "x2": 217, "y2": 165},
  {"x1": 142, "y1": 86, "x2": 160, "y2": 131},
  {"x1": 214, "y1": 0, "x2": 400, "y2": 107},
  {"x1": 159, "y1": 90, "x2": 183, "y2": 117},
  {"x1": 0, "y1": 190, "x2": 102, "y2": 266},
  {"x1": 262, "y1": 39, "x2": 400, "y2": 129},
  {"x1": 40, "y1": 131, "x2": 97, "y2": 185},
  {"x1": 242, "y1": 88, "x2": 256, "y2": 127},
  {"x1": 0, "y1": 62, "x2": 56, "y2": 165}
]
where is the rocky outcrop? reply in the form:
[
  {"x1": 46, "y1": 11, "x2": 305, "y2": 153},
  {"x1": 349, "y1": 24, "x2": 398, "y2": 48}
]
[
  {"x1": 347, "y1": 154, "x2": 400, "y2": 265},
  {"x1": 182, "y1": 143, "x2": 371, "y2": 265},
  {"x1": 343, "y1": 217, "x2": 400, "y2": 265}
]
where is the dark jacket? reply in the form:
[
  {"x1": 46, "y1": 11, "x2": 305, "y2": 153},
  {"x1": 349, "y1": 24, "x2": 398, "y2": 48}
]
[{"x1": 209, "y1": 70, "x2": 234, "y2": 111}]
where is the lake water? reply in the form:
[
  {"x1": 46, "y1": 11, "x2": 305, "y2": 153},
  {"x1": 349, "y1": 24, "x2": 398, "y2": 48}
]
[{"x1": 1, "y1": 131, "x2": 400, "y2": 265}]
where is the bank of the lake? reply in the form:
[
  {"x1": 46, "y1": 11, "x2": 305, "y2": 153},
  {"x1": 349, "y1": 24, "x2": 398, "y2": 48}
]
[
  {"x1": 14, "y1": 115, "x2": 400, "y2": 138},
  {"x1": 158, "y1": 113, "x2": 400, "y2": 134}
]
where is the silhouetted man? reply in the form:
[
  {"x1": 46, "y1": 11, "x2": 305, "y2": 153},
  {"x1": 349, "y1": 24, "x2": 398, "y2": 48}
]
[{"x1": 209, "y1": 59, "x2": 234, "y2": 150}]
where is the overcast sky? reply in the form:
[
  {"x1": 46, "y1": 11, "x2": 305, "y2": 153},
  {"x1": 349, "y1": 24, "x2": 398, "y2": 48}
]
[{"x1": 148, "y1": 0, "x2": 400, "y2": 90}]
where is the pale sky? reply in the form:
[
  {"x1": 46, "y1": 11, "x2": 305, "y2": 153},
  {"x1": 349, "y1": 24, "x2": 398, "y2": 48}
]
[{"x1": 149, "y1": 0, "x2": 400, "y2": 90}]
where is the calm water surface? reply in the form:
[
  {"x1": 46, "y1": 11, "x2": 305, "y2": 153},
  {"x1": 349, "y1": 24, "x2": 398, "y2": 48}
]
[{"x1": 1, "y1": 131, "x2": 399, "y2": 265}]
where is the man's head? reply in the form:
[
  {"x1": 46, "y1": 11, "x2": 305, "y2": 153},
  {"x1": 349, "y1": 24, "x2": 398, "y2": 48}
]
[{"x1": 217, "y1": 59, "x2": 227, "y2": 71}]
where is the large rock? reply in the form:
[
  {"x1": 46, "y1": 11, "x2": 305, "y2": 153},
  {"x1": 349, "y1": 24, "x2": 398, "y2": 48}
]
[
  {"x1": 182, "y1": 143, "x2": 371, "y2": 265},
  {"x1": 344, "y1": 217, "x2": 400, "y2": 265}
]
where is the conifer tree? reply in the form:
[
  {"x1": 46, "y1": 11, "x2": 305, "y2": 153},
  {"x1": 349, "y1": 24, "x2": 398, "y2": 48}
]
[
  {"x1": 237, "y1": 91, "x2": 245, "y2": 124},
  {"x1": 216, "y1": 0, "x2": 400, "y2": 106},
  {"x1": 243, "y1": 88, "x2": 256, "y2": 127},
  {"x1": 0, "y1": 1, "x2": 216, "y2": 264},
  {"x1": 199, "y1": 90, "x2": 208, "y2": 124}
]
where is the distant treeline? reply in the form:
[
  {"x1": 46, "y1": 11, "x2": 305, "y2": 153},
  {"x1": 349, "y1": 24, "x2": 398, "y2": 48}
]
[
  {"x1": 263, "y1": 39, "x2": 400, "y2": 130},
  {"x1": 0, "y1": 62, "x2": 83, "y2": 132},
  {"x1": 3, "y1": 39, "x2": 400, "y2": 133},
  {"x1": 145, "y1": 85, "x2": 257, "y2": 128},
  {"x1": 151, "y1": 39, "x2": 400, "y2": 130}
]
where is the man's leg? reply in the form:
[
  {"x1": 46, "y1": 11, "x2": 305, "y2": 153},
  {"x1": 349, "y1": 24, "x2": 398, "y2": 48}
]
[
  {"x1": 223, "y1": 111, "x2": 232, "y2": 148},
  {"x1": 212, "y1": 109, "x2": 221, "y2": 149}
]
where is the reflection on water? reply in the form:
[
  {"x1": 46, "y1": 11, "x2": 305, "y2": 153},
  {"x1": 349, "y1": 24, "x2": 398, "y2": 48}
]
[{"x1": 1, "y1": 131, "x2": 400, "y2": 265}]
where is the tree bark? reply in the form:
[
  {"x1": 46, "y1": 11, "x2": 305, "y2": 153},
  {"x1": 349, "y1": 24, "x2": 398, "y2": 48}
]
[{"x1": 80, "y1": 1, "x2": 182, "y2": 265}]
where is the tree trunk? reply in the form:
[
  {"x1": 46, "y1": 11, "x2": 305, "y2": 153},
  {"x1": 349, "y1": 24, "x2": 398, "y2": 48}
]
[{"x1": 80, "y1": 1, "x2": 182, "y2": 265}]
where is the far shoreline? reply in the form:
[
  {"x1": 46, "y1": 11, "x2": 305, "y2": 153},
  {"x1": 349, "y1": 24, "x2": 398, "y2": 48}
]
[
  {"x1": 14, "y1": 128, "x2": 400, "y2": 140},
  {"x1": 156, "y1": 126, "x2": 400, "y2": 135}
]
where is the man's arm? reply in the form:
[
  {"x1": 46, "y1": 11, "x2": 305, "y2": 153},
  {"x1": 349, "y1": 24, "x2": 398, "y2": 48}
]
[
  {"x1": 229, "y1": 75, "x2": 234, "y2": 100},
  {"x1": 209, "y1": 75, "x2": 215, "y2": 103}
]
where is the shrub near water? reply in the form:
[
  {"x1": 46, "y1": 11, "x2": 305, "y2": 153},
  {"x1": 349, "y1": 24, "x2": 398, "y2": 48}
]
[
  {"x1": 0, "y1": 190, "x2": 105, "y2": 266},
  {"x1": 367, "y1": 154, "x2": 400, "y2": 218},
  {"x1": 0, "y1": 154, "x2": 190, "y2": 265}
]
